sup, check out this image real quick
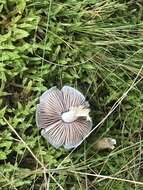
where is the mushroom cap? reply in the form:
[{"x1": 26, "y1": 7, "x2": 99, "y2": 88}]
[{"x1": 36, "y1": 86, "x2": 92, "y2": 149}]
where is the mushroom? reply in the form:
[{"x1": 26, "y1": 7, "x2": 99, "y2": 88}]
[
  {"x1": 36, "y1": 86, "x2": 92, "y2": 149},
  {"x1": 94, "y1": 138, "x2": 117, "y2": 151}
]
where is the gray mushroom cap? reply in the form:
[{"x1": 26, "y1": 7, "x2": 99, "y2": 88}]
[{"x1": 36, "y1": 86, "x2": 92, "y2": 149}]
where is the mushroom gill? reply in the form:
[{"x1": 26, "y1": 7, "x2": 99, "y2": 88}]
[{"x1": 36, "y1": 86, "x2": 92, "y2": 149}]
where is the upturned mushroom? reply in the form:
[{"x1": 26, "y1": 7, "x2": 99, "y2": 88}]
[{"x1": 36, "y1": 86, "x2": 92, "y2": 149}]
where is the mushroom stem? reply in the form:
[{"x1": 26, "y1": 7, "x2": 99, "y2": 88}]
[{"x1": 61, "y1": 106, "x2": 91, "y2": 123}]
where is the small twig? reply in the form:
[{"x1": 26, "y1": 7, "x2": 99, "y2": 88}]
[{"x1": 69, "y1": 170, "x2": 143, "y2": 186}]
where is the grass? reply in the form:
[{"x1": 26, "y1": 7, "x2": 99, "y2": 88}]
[{"x1": 0, "y1": 0, "x2": 143, "y2": 189}]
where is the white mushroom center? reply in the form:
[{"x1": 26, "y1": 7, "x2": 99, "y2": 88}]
[
  {"x1": 61, "y1": 109, "x2": 78, "y2": 123},
  {"x1": 61, "y1": 106, "x2": 91, "y2": 123}
]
